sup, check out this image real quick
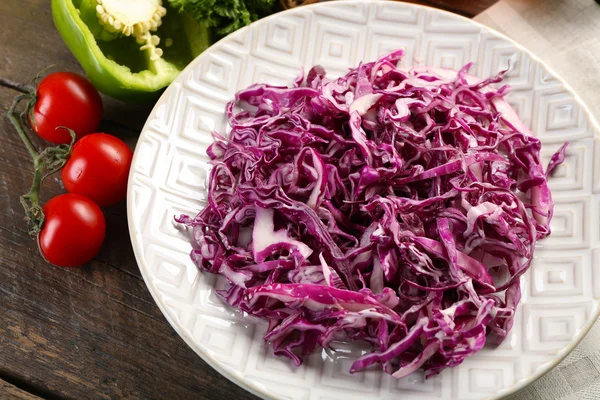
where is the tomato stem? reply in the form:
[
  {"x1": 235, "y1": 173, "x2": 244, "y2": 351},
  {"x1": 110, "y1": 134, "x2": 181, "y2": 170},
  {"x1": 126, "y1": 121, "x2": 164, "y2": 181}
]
[
  {"x1": 8, "y1": 93, "x2": 39, "y2": 161},
  {"x1": 20, "y1": 162, "x2": 45, "y2": 236},
  {"x1": 7, "y1": 93, "x2": 75, "y2": 237}
]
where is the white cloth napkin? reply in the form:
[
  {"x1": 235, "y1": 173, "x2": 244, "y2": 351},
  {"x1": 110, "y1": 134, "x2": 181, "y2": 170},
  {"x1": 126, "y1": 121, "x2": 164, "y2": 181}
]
[{"x1": 475, "y1": 1, "x2": 600, "y2": 399}]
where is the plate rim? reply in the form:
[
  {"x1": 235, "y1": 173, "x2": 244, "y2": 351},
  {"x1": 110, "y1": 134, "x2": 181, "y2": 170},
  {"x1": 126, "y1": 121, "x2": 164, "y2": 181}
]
[{"x1": 126, "y1": 1, "x2": 600, "y2": 399}]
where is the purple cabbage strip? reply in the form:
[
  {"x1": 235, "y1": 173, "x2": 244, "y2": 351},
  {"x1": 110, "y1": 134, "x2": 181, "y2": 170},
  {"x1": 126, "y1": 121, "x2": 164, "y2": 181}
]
[{"x1": 177, "y1": 49, "x2": 566, "y2": 378}]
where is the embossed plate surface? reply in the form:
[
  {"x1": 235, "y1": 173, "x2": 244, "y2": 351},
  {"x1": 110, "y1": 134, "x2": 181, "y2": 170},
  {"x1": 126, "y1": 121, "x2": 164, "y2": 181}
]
[{"x1": 127, "y1": 2, "x2": 600, "y2": 399}]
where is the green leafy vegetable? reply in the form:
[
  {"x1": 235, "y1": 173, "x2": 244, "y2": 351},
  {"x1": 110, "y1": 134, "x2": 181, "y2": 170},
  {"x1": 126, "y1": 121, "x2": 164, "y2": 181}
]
[{"x1": 168, "y1": 0, "x2": 276, "y2": 36}]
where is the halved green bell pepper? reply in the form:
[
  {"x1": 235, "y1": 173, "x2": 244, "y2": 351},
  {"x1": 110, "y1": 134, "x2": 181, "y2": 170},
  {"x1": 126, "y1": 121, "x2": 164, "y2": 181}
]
[{"x1": 51, "y1": 0, "x2": 211, "y2": 103}]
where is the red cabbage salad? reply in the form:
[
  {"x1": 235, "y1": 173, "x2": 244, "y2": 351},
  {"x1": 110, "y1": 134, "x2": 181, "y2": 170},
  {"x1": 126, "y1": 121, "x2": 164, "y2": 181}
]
[{"x1": 177, "y1": 49, "x2": 567, "y2": 378}]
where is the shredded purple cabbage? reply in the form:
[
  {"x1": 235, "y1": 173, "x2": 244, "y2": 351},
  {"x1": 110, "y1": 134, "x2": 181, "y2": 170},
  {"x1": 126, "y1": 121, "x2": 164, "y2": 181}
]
[{"x1": 177, "y1": 49, "x2": 567, "y2": 378}]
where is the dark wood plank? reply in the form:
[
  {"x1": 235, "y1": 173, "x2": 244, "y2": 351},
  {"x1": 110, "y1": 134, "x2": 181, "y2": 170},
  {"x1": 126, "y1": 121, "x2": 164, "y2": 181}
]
[
  {"x1": 0, "y1": 379, "x2": 43, "y2": 400},
  {"x1": 0, "y1": 0, "x2": 497, "y2": 399},
  {"x1": 0, "y1": 87, "x2": 257, "y2": 400}
]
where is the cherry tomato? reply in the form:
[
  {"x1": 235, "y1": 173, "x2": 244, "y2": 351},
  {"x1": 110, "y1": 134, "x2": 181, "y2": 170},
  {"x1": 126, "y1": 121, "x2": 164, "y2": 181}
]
[
  {"x1": 40, "y1": 194, "x2": 106, "y2": 267},
  {"x1": 61, "y1": 133, "x2": 133, "y2": 207},
  {"x1": 30, "y1": 72, "x2": 103, "y2": 144}
]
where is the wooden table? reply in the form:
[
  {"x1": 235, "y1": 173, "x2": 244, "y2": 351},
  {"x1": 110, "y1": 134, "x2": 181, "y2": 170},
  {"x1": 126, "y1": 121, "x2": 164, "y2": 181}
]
[{"x1": 0, "y1": 1, "x2": 497, "y2": 399}]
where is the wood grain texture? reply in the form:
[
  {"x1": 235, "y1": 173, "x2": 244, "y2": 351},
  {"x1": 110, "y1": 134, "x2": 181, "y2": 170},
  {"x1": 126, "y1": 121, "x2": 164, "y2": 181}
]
[
  {"x1": 0, "y1": 0, "x2": 496, "y2": 399},
  {"x1": 0, "y1": 380, "x2": 42, "y2": 400},
  {"x1": 0, "y1": 88, "x2": 258, "y2": 400}
]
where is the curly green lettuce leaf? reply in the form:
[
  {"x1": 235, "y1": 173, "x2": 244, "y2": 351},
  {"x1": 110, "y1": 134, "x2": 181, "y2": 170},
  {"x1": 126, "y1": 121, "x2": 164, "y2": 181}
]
[{"x1": 168, "y1": 0, "x2": 276, "y2": 36}]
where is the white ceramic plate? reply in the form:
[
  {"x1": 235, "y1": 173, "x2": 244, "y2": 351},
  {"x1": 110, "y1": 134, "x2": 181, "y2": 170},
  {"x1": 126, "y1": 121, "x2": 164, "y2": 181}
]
[{"x1": 127, "y1": 1, "x2": 600, "y2": 399}]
